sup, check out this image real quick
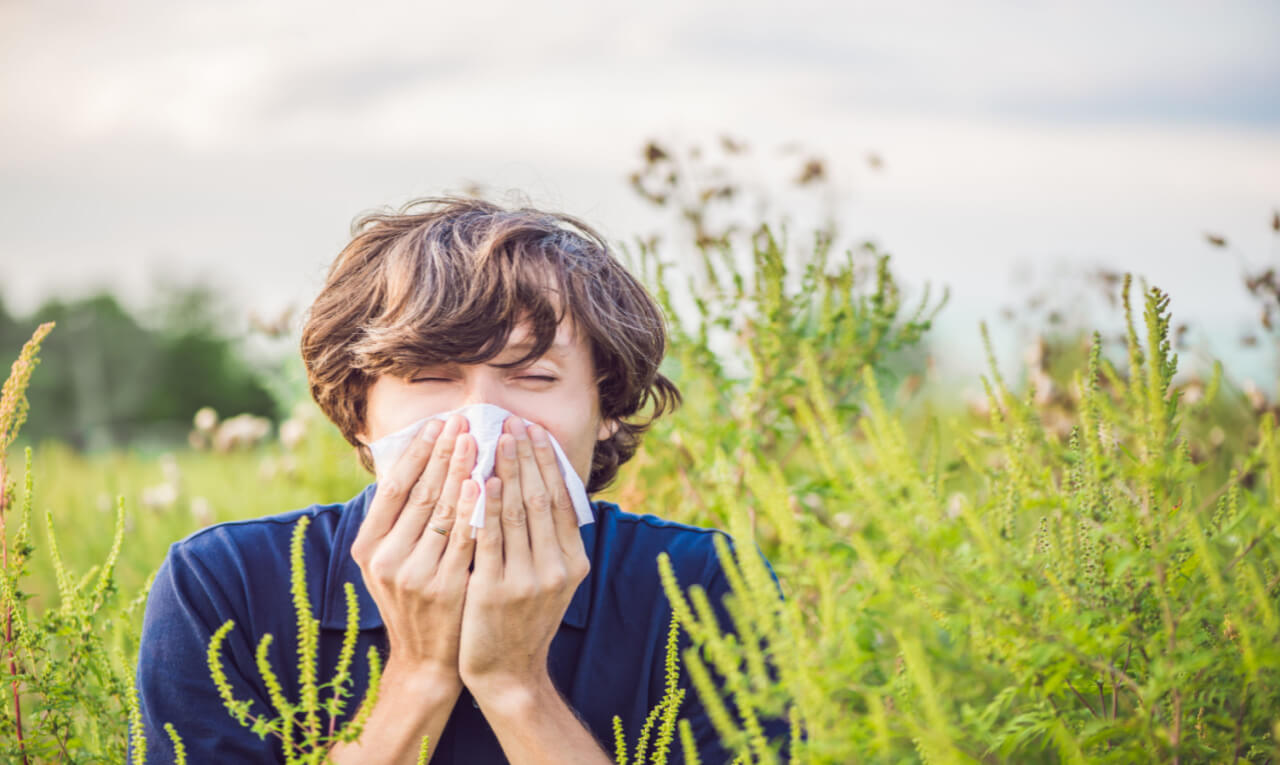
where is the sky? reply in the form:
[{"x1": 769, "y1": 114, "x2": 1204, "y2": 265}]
[{"x1": 2, "y1": 0, "x2": 1278, "y2": 390}]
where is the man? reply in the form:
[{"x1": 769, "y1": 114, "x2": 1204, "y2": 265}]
[{"x1": 133, "y1": 197, "x2": 787, "y2": 763}]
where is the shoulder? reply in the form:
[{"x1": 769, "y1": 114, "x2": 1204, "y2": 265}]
[
  {"x1": 152, "y1": 488, "x2": 371, "y2": 619},
  {"x1": 590, "y1": 500, "x2": 735, "y2": 588},
  {"x1": 162, "y1": 502, "x2": 341, "y2": 583},
  {"x1": 168, "y1": 500, "x2": 345, "y2": 561},
  {"x1": 591, "y1": 500, "x2": 782, "y2": 597}
]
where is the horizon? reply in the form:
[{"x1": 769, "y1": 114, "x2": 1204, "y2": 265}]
[{"x1": 2, "y1": 0, "x2": 1277, "y2": 389}]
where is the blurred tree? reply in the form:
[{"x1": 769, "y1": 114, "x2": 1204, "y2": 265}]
[{"x1": 2, "y1": 285, "x2": 278, "y2": 450}]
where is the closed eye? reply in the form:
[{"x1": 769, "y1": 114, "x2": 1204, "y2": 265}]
[{"x1": 410, "y1": 376, "x2": 557, "y2": 383}]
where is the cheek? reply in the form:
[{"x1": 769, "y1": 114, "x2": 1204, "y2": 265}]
[
  {"x1": 541, "y1": 420, "x2": 595, "y2": 464},
  {"x1": 366, "y1": 386, "x2": 448, "y2": 441}
]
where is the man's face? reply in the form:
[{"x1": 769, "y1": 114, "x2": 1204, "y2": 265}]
[{"x1": 356, "y1": 318, "x2": 618, "y2": 488}]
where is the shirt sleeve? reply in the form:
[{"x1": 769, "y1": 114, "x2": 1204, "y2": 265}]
[
  {"x1": 669, "y1": 535, "x2": 792, "y2": 765},
  {"x1": 131, "y1": 539, "x2": 284, "y2": 763}
]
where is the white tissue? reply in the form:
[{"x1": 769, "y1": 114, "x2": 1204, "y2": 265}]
[{"x1": 367, "y1": 403, "x2": 594, "y2": 533}]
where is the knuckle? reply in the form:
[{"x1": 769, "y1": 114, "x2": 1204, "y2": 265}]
[
  {"x1": 394, "y1": 569, "x2": 423, "y2": 592},
  {"x1": 528, "y1": 490, "x2": 550, "y2": 510},
  {"x1": 407, "y1": 481, "x2": 440, "y2": 509},
  {"x1": 422, "y1": 580, "x2": 449, "y2": 602},
  {"x1": 496, "y1": 455, "x2": 515, "y2": 478},
  {"x1": 368, "y1": 554, "x2": 399, "y2": 584},
  {"x1": 350, "y1": 537, "x2": 370, "y2": 564},
  {"x1": 448, "y1": 459, "x2": 472, "y2": 479},
  {"x1": 433, "y1": 439, "x2": 456, "y2": 464},
  {"x1": 544, "y1": 568, "x2": 568, "y2": 591},
  {"x1": 433, "y1": 499, "x2": 457, "y2": 521},
  {"x1": 377, "y1": 478, "x2": 408, "y2": 501},
  {"x1": 406, "y1": 436, "x2": 434, "y2": 460}
]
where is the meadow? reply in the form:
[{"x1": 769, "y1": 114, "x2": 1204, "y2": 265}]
[{"x1": 3, "y1": 147, "x2": 1278, "y2": 763}]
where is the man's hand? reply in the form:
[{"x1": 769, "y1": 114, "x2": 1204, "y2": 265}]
[
  {"x1": 458, "y1": 416, "x2": 590, "y2": 702},
  {"x1": 349, "y1": 413, "x2": 479, "y2": 695},
  {"x1": 330, "y1": 413, "x2": 485, "y2": 763}
]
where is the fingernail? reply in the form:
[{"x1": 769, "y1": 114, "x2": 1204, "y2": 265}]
[
  {"x1": 529, "y1": 424, "x2": 547, "y2": 444},
  {"x1": 512, "y1": 419, "x2": 528, "y2": 439},
  {"x1": 421, "y1": 419, "x2": 444, "y2": 440}
]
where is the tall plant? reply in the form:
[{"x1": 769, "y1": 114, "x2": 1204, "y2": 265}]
[
  {"x1": 659, "y1": 275, "x2": 1280, "y2": 762},
  {"x1": 1, "y1": 323, "x2": 148, "y2": 763},
  {"x1": 614, "y1": 139, "x2": 946, "y2": 535}
]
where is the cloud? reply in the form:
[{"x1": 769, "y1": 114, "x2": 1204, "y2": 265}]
[
  {"x1": 4, "y1": 0, "x2": 1278, "y2": 162},
  {"x1": 2, "y1": 0, "x2": 1277, "y2": 380}
]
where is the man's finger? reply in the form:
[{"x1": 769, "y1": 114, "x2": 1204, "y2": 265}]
[
  {"x1": 387, "y1": 422, "x2": 471, "y2": 547},
  {"x1": 472, "y1": 476, "x2": 504, "y2": 581},
  {"x1": 358, "y1": 418, "x2": 447, "y2": 546},
  {"x1": 403, "y1": 430, "x2": 475, "y2": 569},
  {"x1": 438, "y1": 479, "x2": 480, "y2": 589},
  {"x1": 496, "y1": 429, "x2": 533, "y2": 576},
  {"x1": 527, "y1": 422, "x2": 580, "y2": 560},
  {"x1": 510, "y1": 419, "x2": 558, "y2": 567}
]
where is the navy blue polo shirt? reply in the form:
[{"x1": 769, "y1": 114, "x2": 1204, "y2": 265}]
[{"x1": 132, "y1": 484, "x2": 789, "y2": 763}]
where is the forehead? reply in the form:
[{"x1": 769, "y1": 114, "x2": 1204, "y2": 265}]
[{"x1": 503, "y1": 319, "x2": 587, "y2": 360}]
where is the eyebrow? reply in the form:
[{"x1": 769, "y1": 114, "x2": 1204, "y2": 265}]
[
  {"x1": 415, "y1": 341, "x2": 569, "y2": 371},
  {"x1": 409, "y1": 340, "x2": 570, "y2": 373},
  {"x1": 500, "y1": 340, "x2": 570, "y2": 359}
]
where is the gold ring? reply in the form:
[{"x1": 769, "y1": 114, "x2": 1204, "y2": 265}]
[{"x1": 429, "y1": 525, "x2": 449, "y2": 536}]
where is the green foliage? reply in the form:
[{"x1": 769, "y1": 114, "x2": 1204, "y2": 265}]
[
  {"x1": 612, "y1": 614, "x2": 687, "y2": 765},
  {"x1": 0, "y1": 285, "x2": 278, "y2": 450},
  {"x1": 0, "y1": 324, "x2": 376, "y2": 764},
  {"x1": 203, "y1": 515, "x2": 384, "y2": 764},
  {"x1": 653, "y1": 269, "x2": 1280, "y2": 762},
  {"x1": 8, "y1": 405, "x2": 369, "y2": 609},
  {"x1": 614, "y1": 160, "x2": 945, "y2": 532},
  {"x1": 1, "y1": 322, "x2": 147, "y2": 763}
]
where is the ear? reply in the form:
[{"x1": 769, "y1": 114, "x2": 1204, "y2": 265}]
[{"x1": 596, "y1": 416, "x2": 621, "y2": 442}]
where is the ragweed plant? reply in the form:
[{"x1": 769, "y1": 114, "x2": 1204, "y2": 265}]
[
  {"x1": 202, "y1": 514, "x2": 385, "y2": 764},
  {"x1": 656, "y1": 274, "x2": 1280, "y2": 763},
  {"x1": 616, "y1": 207, "x2": 945, "y2": 534},
  {"x1": 611, "y1": 614, "x2": 687, "y2": 765},
  {"x1": 1, "y1": 323, "x2": 148, "y2": 763}
]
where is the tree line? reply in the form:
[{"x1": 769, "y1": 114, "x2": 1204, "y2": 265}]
[{"x1": 0, "y1": 285, "x2": 279, "y2": 451}]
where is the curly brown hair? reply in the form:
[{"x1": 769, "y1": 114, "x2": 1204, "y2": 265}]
[{"x1": 299, "y1": 196, "x2": 681, "y2": 494}]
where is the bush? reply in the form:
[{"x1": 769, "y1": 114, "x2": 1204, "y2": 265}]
[{"x1": 655, "y1": 275, "x2": 1280, "y2": 762}]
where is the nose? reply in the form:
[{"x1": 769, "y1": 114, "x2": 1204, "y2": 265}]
[{"x1": 459, "y1": 369, "x2": 510, "y2": 411}]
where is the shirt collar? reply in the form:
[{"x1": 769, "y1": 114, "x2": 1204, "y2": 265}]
[{"x1": 320, "y1": 483, "x2": 597, "y2": 631}]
